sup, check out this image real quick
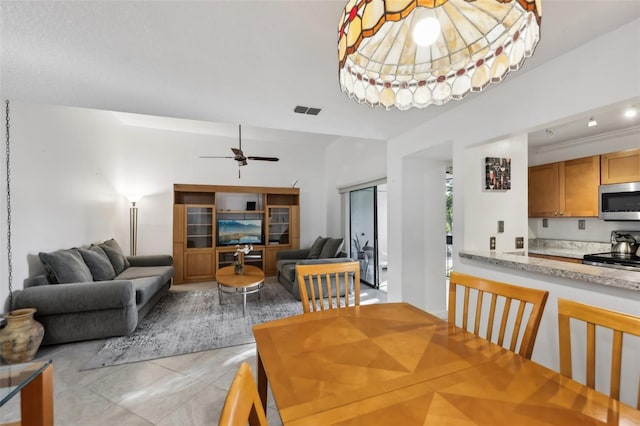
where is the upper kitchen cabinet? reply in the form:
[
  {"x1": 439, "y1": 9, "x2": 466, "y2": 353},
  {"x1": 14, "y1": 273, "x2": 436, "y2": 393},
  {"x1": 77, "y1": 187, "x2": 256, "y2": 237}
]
[
  {"x1": 529, "y1": 156, "x2": 600, "y2": 217},
  {"x1": 601, "y1": 149, "x2": 640, "y2": 184},
  {"x1": 529, "y1": 163, "x2": 560, "y2": 217}
]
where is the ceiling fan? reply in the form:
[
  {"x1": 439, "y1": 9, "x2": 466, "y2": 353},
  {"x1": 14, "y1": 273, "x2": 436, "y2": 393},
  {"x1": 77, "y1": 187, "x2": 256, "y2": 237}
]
[{"x1": 200, "y1": 125, "x2": 279, "y2": 178}]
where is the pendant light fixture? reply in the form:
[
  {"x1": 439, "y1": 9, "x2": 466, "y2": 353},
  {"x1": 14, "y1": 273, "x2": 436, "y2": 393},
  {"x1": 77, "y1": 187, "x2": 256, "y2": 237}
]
[{"x1": 338, "y1": 0, "x2": 542, "y2": 110}]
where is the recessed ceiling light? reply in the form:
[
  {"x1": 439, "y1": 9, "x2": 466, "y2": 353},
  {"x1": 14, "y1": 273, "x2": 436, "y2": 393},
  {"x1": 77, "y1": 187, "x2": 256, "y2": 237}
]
[
  {"x1": 587, "y1": 117, "x2": 598, "y2": 127},
  {"x1": 624, "y1": 107, "x2": 638, "y2": 118}
]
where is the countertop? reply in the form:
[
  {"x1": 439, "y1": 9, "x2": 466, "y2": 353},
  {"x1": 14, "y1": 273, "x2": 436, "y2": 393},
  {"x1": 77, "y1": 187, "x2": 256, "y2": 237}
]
[{"x1": 459, "y1": 250, "x2": 640, "y2": 292}]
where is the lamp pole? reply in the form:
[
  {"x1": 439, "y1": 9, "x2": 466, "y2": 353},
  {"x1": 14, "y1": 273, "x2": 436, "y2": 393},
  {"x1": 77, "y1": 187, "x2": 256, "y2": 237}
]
[{"x1": 130, "y1": 201, "x2": 138, "y2": 256}]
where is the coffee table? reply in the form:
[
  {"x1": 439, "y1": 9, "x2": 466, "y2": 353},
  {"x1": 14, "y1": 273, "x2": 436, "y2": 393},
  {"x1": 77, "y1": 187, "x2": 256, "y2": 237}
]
[{"x1": 216, "y1": 264, "x2": 265, "y2": 316}]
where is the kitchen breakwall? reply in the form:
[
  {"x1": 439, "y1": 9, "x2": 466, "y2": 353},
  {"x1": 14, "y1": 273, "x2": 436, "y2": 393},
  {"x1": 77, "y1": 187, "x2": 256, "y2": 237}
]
[{"x1": 529, "y1": 218, "x2": 640, "y2": 243}]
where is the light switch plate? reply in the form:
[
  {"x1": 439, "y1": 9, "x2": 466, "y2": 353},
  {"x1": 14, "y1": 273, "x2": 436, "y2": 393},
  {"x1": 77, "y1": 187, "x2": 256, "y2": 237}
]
[
  {"x1": 490, "y1": 237, "x2": 496, "y2": 251},
  {"x1": 578, "y1": 220, "x2": 586, "y2": 230},
  {"x1": 515, "y1": 237, "x2": 524, "y2": 249},
  {"x1": 542, "y1": 219, "x2": 548, "y2": 228},
  {"x1": 498, "y1": 221, "x2": 504, "y2": 233}
]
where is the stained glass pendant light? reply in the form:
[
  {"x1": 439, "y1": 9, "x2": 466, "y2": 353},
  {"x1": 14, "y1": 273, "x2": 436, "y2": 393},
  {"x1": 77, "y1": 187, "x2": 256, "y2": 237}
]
[{"x1": 338, "y1": 0, "x2": 541, "y2": 110}]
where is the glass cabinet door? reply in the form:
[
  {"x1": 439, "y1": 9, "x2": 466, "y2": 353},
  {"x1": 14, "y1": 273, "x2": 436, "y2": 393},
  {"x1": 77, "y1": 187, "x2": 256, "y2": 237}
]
[
  {"x1": 268, "y1": 207, "x2": 290, "y2": 245},
  {"x1": 186, "y1": 205, "x2": 213, "y2": 248}
]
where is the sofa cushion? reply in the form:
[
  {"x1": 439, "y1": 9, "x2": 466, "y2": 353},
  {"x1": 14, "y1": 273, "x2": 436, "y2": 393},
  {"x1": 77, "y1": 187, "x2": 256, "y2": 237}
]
[
  {"x1": 79, "y1": 246, "x2": 116, "y2": 281},
  {"x1": 130, "y1": 276, "x2": 166, "y2": 306},
  {"x1": 39, "y1": 249, "x2": 93, "y2": 284},
  {"x1": 319, "y1": 238, "x2": 344, "y2": 259},
  {"x1": 99, "y1": 239, "x2": 130, "y2": 275},
  {"x1": 116, "y1": 266, "x2": 174, "y2": 285},
  {"x1": 307, "y1": 236, "x2": 329, "y2": 259}
]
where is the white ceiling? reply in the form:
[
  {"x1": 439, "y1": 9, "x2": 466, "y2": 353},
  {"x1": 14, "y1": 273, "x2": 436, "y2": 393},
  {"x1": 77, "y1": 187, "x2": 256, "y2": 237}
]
[{"x1": 2, "y1": 1, "x2": 640, "y2": 144}]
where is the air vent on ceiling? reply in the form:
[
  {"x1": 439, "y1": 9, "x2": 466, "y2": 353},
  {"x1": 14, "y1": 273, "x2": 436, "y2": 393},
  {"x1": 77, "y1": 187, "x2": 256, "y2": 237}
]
[{"x1": 294, "y1": 105, "x2": 322, "y2": 115}]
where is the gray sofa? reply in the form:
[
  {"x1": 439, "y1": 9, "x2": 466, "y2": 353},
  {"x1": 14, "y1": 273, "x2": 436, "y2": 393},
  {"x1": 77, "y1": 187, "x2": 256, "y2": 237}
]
[
  {"x1": 13, "y1": 239, "x2": 174, "y2": 345},
  {"x1": 276, "y1": 236, "x2": 355, "y2": 300}
]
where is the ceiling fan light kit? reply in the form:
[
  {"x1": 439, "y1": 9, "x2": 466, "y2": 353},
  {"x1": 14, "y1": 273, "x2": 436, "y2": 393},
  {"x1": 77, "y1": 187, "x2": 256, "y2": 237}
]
[
  {"x1": 338, "y1": 0, "x2": 541, "y2": 110},
  {"x1": 200, "y1": 125, "x2": 279, "y2": 178}
]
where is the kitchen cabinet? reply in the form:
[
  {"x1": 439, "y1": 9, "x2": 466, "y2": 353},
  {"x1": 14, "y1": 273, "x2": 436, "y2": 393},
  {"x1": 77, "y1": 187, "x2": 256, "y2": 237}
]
[
  {"x1": 528, "y1": 156, "x2": 600, "y2": 217},
  {"x1": 601, "y1": 148, "x2": 640, "y2": 184}
]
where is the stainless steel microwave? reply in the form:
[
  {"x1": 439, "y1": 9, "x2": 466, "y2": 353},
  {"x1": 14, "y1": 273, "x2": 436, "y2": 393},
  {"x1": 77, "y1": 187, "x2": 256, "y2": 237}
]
[{"x1": 599, "y1": 182, "x2": 640, "y2": 221}]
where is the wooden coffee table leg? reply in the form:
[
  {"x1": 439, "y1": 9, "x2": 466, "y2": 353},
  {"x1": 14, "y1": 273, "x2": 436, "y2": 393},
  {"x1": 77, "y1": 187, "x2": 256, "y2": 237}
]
[{"x1": 21, "y1": 363, "x2": 53, "y2": 426}]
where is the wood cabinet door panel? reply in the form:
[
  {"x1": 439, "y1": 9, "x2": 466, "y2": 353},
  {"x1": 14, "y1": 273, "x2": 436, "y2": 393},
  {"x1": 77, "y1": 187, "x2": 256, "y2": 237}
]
[
  {"x1": 562, "y1": 156, "x2": 600, "y2": 217},
  {"x1": 601, "y1": 149, "x2": 640, "y2": 184},
  {"x1": 184, "y1": 251, "x2": 215, "y2": 281},
  {"x1": 528, "y1": 163, "x2": 560, "y2": 217}
]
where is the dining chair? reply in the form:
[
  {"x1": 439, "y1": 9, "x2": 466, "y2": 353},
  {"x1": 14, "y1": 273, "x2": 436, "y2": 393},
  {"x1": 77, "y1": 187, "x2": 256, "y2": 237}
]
[
  {"x1": 295, "y1": 261, "x2": 360, "y2": 313},
  {"x1": 448, "y1": 271, "x2": 549, "y2": 359},
  {"x1": 218, "y1": 362, "x2": 268, "y2": 426},
  {"x1": 557, "y1": 298, "x2": 640, "y2": 409}
]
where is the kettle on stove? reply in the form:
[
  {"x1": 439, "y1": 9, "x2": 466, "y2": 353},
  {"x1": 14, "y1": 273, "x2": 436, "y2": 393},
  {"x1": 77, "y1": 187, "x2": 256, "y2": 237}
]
[{"x1": 611, "y1": 232, "x2": 637, "y2": 255}]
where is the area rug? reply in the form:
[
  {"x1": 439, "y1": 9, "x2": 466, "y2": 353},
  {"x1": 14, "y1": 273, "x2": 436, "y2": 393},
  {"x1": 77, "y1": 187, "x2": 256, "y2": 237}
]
[{"x1": 83, "y1": 281, "x2": 303, "y2": 370}]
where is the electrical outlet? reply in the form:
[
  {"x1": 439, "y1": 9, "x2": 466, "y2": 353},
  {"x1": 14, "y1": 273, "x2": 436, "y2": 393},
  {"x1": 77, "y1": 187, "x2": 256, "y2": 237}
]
[
  {"x1": 490, "y1": 237, "x2": 496, "y2": 251},
  {"x1": 542, "y1": 219, "x2": 548, "y2": 228},
  {"x1": 497, "y1": 221, "x2": 504, "y2": 233},
  {"x1": 515, "y1": 237, "x2": 524, "y2": 249},
  {"x1": 578, "y1": 219, "x2": 586, "y2": 230}
]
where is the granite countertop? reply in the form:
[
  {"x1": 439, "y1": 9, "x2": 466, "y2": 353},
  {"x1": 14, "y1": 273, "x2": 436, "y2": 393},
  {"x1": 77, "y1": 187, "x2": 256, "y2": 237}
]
[
  {"x1": 459, "y1": 250, "x2": 640, "y2": 291},
  {"x1": 527, "y1": 238, "x2": 610, "y2": 260}
]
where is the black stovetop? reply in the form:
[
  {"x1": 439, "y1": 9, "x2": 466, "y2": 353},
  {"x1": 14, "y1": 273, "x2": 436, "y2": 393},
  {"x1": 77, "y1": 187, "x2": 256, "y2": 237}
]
[{"x1": 583, "y1": 252, "x2": 640, "y2": 267}]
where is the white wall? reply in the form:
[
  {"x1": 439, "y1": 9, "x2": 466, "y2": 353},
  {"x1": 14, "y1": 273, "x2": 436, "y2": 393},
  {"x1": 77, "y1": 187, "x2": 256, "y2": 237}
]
[
  {"x1": 325, "y1": 136, "x2": 387, "y2": 239},
  {"x1": 463, "y1": 135, "x2": 528, "y2": 253},
  {"x1": 3, "y1": 102, "x2": 332, "y2": 294},
  {"x1": 387, "y1": 19, "x2": 640, "y2": 406}
]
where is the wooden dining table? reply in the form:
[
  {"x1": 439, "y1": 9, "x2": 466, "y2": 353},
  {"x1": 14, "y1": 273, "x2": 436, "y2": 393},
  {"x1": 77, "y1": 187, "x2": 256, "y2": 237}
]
[{"x1": 252, "y1": 302, "x2": 640, "y2": 425}]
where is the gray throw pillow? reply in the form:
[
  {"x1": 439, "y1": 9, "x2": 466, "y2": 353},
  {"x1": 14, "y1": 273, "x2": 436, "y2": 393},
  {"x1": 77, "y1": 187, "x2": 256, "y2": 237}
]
[
  {"x1": 79, "y1": 246, "x2": 116, "y2": 281},
  {"x1": 307, "y1": 236, "x2": 329, "y2": 259},
  {"x1": 319, "y1": 238, "x2": 344, "y2": 259},
  {"x1": 99, "y1": 238, "x2": 130, "y2": 275},
  {"x1": 39, "y1": 249, "x2": 93, "y2": 284}
]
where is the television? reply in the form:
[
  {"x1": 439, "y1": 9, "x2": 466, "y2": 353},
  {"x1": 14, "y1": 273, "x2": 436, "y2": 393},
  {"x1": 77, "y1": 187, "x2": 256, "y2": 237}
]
[{"x1": 217, "y1": 219, "x2": 263, "y2": 246}]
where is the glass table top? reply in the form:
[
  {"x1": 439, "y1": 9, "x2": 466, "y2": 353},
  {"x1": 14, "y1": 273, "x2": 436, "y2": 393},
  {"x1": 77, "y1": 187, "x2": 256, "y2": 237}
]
[{"x1": 0, "y1": 359, "x2": 52, "y2": 406}]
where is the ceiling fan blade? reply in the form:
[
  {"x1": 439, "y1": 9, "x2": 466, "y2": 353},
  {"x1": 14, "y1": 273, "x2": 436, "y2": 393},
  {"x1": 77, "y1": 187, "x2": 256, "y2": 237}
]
[
  {"x1": 247, "y1": 156, "x2": 280, "y2": 162},
  {"x1": 199, "y1": 155, "x2": 235, "y2": 159},
  {"x1": 231, "y1": 147, "x2": 243, "y2": 157}
]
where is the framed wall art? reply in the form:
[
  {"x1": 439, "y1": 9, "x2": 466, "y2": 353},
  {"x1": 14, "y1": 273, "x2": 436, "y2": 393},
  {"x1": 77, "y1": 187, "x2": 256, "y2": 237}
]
[{"x1": 484, "y1": 157, "x2": 511, "y2": 191}]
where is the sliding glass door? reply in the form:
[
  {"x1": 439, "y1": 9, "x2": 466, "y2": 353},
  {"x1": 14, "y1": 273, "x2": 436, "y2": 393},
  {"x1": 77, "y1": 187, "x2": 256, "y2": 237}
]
[{"x1": 349, "y1": 184, "x2": 387, "y2": 289}]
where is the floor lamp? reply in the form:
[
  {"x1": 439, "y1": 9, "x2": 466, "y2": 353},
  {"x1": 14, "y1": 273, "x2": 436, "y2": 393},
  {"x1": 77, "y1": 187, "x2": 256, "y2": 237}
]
[{"x1": 128, "y1": 195, "x2": 141, "y2": 256}]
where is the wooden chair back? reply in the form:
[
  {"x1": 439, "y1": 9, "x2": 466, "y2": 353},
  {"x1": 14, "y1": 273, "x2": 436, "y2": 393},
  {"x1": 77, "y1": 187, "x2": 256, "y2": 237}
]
[
  {"x1": 295, "y1": 261, "x2": 360, "y2": 313},
  {"x1": 448, "y1": 272, "x2": 549, "y2": 359},
  {"x1": 557, "y1": 298, "x2": 640, "y2": 409},
  {"x1": 218, "y1": 362, "x2": 268, "y2": 426}
]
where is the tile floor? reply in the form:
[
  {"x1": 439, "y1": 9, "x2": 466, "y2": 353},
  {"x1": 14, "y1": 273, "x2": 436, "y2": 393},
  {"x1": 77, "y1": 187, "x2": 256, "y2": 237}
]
[{"x1": 1, "y1": 280, "x2": 387, "y2": 425}]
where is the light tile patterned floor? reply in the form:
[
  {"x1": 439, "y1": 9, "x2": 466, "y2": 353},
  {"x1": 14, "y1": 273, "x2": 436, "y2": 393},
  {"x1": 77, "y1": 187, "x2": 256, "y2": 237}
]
[{"x1": 1, "y1": 280, "x2": 386, "y2": 425}]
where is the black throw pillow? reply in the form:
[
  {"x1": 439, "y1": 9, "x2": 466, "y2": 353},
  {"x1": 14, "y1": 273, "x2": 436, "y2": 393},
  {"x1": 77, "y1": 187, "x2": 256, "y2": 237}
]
[
  {"x1": 79, "y1": 246, "x2": 116, "y2": 281},
  {"x1": 307, "y1": 236, "x2": 329, "y2": 259}
]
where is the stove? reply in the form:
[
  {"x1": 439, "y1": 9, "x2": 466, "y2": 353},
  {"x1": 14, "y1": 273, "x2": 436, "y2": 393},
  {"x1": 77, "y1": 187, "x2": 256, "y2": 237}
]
[
  {"x1": 582, "y1": 230, "x2": 640, "y2": 271},
  {"x1": 582, "y1": 252, "x2": 640, "y2": 271}
]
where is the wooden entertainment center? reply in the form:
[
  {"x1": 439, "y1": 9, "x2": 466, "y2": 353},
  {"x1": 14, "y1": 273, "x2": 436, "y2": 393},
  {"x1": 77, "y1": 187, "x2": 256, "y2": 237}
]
[{"x1": 172, "y1": 184, "x2": 300, "y2": 284}]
